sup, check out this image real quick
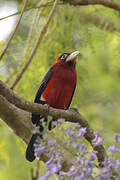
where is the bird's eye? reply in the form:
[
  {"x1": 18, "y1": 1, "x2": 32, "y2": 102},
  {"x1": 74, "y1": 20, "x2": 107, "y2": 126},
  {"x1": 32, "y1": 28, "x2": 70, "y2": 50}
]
[{"x1": 61, "y1": 54, "x2": 67, "y2": 61}]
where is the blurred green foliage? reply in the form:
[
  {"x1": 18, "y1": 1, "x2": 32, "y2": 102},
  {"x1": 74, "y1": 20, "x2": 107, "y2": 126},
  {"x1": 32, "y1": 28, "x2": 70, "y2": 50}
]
[{"x1": 0, "y1": 0, "x2": 120, "y2": 179}]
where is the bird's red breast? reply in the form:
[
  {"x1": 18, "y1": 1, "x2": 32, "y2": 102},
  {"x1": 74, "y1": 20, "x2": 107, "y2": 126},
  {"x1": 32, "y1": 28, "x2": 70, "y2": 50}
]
[{"x1": 42, "y1": 60, "x2": 77, "y2": 109}]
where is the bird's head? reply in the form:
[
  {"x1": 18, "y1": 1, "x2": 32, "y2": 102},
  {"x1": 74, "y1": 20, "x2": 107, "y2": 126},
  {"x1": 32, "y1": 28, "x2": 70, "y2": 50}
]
[{"x1": 57, "y1": 51, "x2": 80, "y2": 66}]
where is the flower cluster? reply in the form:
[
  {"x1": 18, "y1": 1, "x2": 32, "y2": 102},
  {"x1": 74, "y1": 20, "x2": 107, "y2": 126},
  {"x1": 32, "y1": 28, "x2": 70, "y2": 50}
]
[
  {"x1": 33, "y1": 119, "x2": 120, "y2": 180},
  {"x1": 92, "y1": 131, "x2": 103, "y2": 146}
]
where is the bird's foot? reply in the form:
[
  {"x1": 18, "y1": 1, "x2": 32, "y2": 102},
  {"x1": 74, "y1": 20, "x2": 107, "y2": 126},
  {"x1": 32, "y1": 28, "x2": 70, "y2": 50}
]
[
  {"x1": 48, "y1": 119, "x2": 57, "y2": 131},
  {"x1": 36, "y1": 120, "x2": 44, "y2": 133},
  {"x1": 44, "y1": 104, "x2": 50, "y2": 113}
]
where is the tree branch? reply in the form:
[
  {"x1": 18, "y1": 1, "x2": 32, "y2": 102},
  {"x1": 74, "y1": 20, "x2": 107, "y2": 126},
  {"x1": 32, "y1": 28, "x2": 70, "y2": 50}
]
[
  {"x1": 10, "y1": 0, "x2": 60, "y2": 90},
  {"x1": 81, "y1": 11, "x2": 119, "y2": 32},
  {"x1": 63, "y1": 0, "x2": 120, "y2": 11},
  {"x1": 0, "y1": 80, "x2": 107, "y2": 166},
  {"x1": 0, "y1": 94, "x2": 33, "y2": 144},
  {"x1": 0, "y1": 0, "x2": 29, "y2": 61},
  {"x1": 0, "y1": 95, "x2": 93, "y2": 173}
]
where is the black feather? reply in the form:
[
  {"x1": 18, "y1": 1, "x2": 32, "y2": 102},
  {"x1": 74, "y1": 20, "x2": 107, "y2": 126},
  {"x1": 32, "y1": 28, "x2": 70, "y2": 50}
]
[
  {"x1": 26, "y1": 133, "x2": 43, "y2": 162},
  {"x1": 66, "y1": 83, "x2": 76, "y2": 109},
  {"x1": 32, "y1": 67, "x2": 53, "y2": 124}
]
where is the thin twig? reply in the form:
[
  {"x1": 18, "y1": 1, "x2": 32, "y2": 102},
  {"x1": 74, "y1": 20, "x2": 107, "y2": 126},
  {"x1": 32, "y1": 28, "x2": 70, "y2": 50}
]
[
  {"x1": 6, "y1": 2, "x2": 45, "y2": 85},
  {"x1": 22, "y1": 0, "x2": 46, "y2": 57},
  {"x1": 4, "y1": 2, "x2": 50, "y2": 85},
  {"x1": 10, "y1": 0, "x2": 60, "y2": 90},
  {"x1": 0, "y1": 0, "x2": 29, "y2": 61},
  {"x1": 0, "y1": 2, "x2": 63, "y2": 21},
  {"x1": 4, "y1": 69, "x2": 18, "y2": 84},
  {"x1": 31, "y1": 161, "x2": 40, "y2": 180},
  {"x1": 31, "y1": 168, "x2": 34, "y2": 180}
]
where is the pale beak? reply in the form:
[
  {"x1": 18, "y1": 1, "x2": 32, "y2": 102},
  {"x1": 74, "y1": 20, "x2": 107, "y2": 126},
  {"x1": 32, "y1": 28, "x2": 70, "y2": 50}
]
[{"x1": 66, "y1": 51, "x2": 80, "y2": 62}]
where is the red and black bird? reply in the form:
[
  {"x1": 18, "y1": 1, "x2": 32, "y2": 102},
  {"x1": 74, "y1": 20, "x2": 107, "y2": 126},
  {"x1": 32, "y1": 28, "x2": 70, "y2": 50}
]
[{"x1": 26, "y1": 51, "x2": 79, "y2": 162}]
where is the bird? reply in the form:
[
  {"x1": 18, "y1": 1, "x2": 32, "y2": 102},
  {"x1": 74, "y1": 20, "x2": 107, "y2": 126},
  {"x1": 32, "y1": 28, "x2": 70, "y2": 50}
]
[{"x1": 26, "y1": 51, "x2": 79, "y2": 162}]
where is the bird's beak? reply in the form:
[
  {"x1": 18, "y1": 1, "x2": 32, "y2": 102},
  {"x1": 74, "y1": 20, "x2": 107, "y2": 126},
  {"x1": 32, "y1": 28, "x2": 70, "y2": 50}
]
[{"x1": 66, "y1": 51, "x2": 80, "y2": 62}]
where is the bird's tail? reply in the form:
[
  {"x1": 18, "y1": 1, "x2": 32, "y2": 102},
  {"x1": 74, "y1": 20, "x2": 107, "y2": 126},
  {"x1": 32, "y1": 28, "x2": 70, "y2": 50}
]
[
  {"x1": 26, "y1": 133, "x2": 42, "y2": 162},
  {"x1": 26, "y1": 117, "x2": 56, "y2": 162}
]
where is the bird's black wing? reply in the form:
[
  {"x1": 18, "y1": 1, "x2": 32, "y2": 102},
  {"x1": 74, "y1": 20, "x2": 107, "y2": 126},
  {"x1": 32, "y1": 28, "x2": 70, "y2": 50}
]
[
  {"x1": 66, "y1": 83, "x2": 76, "y2": 109},
  {"x1": 32, "y1": 67, "x2": 53, "y2": 124},
  {"x1": 34, "y1": 67, "x2": 53, "y2": 103},
  {"x1": 26, "y1": 67, "x2": 53, "y2": 162}
]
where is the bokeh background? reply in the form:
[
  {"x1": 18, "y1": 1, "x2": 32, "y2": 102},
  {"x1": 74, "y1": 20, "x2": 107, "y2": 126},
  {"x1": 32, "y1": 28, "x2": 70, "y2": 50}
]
[{"x1": 0, "y1": 0, "x2": 120, "y2": 179}]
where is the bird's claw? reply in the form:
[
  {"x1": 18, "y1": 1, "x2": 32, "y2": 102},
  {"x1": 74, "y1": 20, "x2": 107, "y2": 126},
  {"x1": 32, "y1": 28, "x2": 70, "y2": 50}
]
[{"x1": 44, "y1": 104, "x2": 50, "y2": 112}]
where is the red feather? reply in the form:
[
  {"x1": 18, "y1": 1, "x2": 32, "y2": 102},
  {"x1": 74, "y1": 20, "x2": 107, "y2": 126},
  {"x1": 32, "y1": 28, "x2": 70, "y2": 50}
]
[{"x1": 42, "y1": 60, "x2": 77, "y2": 109}]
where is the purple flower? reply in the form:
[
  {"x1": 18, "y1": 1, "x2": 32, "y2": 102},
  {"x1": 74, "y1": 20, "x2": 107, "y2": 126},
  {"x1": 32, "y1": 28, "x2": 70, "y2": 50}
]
[
  {"x1": 92, "y1": 136, "x2": 103, "y2": 146},
  {"x1": 100, "y1": 173, "x2": 110, "y2": 179},
  {"x1": 46, "y1": 155, "x2": 54, "y2": 166},
  {"x1": 115, "y1": 160, "x2": 120, "y2": 169},
  {"x1": 73, "y1": 143, "x2": 82, "y2": 149},
  {"x1": 47, "y1": 140, "x2": 56, "y2": 146},
  {"x1": 86, "y1": 168, "x2": 92, "y2": 176},
  {"x1": 77, "y1": 157, "x2": 82, "y2": 164},
  {"x1": 107, "y1": 157, "x2": 115, "y2": 162},
  {"x1": 40, "y1": 175, "x2": 48, "y2": 180},
  {"x1": 78, "y1": 127, "x2": 87, "y2": 137},
  {"x1": 67, "y1": 130, "x2": 74, "y2": 137},
  {"x1": 100, "y1": 168, "x2": 110, "y2": 179},
  {"x1": 84, "y1": 159, "x2": 93, "y2": 168},
  {"x1": 75, "y1": 123, "x2": 81, "y2": 129},
  {"x1": 114, "y1": 134, "x2": 119, "y2": 143},
  {"x1": 108, "y1": 145, "x2": 118, "y2": 153},
  {"x1": 74, "y1": 176, "x2": 83, "y2": 180},
  {"x1": 107, "y1": 157, "x2": 116, "y2": 165},
  {"x1": 69, "y1": 165, "x2": 78, "y2": 176},
  {"x1": 79, "y1": 144, "x2": 87, "y2": 155},
  {"x1": 34, "y1": 146, "x2": 46, "y2": 157},
  {"x1": 84, "y1": 159, "x2": 89, "y2": 166},
  {"x1": 94, "y1": 131, "x2": 99, "y2": 138},
  {"x1": 70, "y1": 165, "x2": 76, "y2": 172},
  {"x1": 96, "y1": 137, "x2": 103, "y2": 145},
  {"x1": 79, "y1": 172, "x2": 85, "y2": 180},
  {"x1": 101, "y1": 167, "x2": 110, "y2": 173},
  {"x1": 89, "y1": 152, "x2": 95, "y2": 161},
  {"x1": 49, "y1": 164, "x2": 61, "y2": 174},
  {"x1": 40, "y1": 172, "x2": 51, "y2": 180}
]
